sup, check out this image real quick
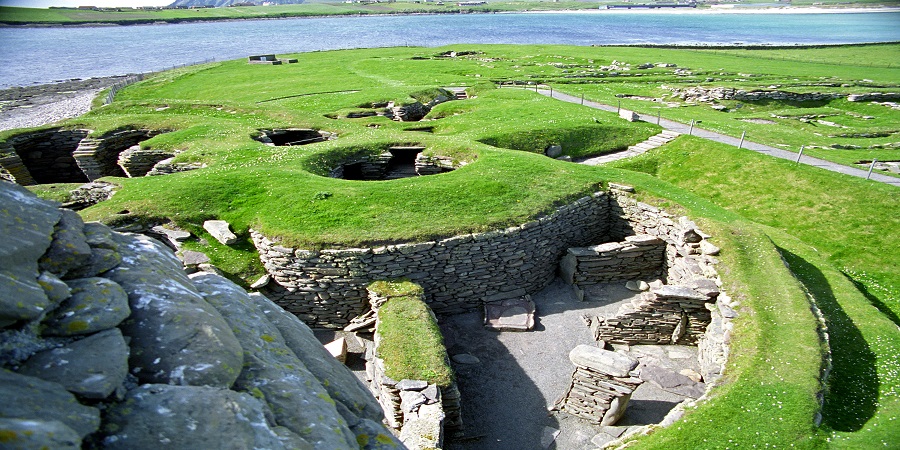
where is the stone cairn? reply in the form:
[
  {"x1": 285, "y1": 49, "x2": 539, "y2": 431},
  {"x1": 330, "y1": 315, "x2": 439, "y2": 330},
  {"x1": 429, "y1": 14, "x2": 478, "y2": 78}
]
[
  {"x1": 555, "y1": 345, "x2": 643, "y2": 425},
  {"x1": 0, "y1": 181, "x2": 402, "y2": 450}
]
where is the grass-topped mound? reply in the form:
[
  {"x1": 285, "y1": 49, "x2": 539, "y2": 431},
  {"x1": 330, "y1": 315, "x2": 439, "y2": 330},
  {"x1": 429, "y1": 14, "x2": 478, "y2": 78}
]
[{"x1": 371, "y1": 280, "x2": 453, "y2": 387}]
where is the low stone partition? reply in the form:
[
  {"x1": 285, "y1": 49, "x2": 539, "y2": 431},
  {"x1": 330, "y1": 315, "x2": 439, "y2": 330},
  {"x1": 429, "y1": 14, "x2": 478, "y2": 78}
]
[
  {"x1": 73, "y1": 129, "x2": 163, "y2": 181},
  {"x1": 555, "y1": 345, "x2": 643, "y2": 425},
  {"x1": 364, "y1": 281, "x2": 460, "y2": 449},
  {"x1": 590, "y1": 282, "x2": 719, "y2": 346},
  {"x1": 253, "y1": 191, "x2": 610, "y2": 326},
  {"x1": 559, "y1": 234, "x2": 665, "y2": 299}
]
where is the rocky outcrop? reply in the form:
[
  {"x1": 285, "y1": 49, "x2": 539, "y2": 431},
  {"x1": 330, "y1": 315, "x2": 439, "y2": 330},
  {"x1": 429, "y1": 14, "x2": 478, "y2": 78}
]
[{"x1": 0, "y1": 181, "x2": 401, "y2": 449}]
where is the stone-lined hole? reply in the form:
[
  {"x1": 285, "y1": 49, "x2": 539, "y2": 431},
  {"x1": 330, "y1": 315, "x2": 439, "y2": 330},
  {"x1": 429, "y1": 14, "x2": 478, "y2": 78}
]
[
  {"x1": 254, "y1": 128, "x2": 334, "y2": 146},
  {"x1": 329, "y1": 146, "x2": 458, "y2": 181},
  {"x1": 0, "y1": 127, "x2": 181, "y2": 186},
  {"x1": 0, "y1": 128, "x2": 90, "y2": 185}
]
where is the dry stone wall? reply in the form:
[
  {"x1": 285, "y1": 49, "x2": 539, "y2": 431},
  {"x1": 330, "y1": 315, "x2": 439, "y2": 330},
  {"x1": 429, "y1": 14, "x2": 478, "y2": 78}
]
[
  {"x1": 73, "y1": 129, "x2": 163, "y2": 181},
  {"x1": 559, "y1": 234, "x2": 666, "y2": 297},
  {"x1": 253, "y1": 192, "x2": 610, "y2": 327}
]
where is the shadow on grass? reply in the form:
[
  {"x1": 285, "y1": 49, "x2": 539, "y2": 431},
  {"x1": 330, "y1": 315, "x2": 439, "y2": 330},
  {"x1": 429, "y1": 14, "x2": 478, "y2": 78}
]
[
  {"x1": 842, "y1": 272, "x2": 900, "y2": 329},
  {"x1": 778, "y1": 247, "x2": 878, "y2": 432}
]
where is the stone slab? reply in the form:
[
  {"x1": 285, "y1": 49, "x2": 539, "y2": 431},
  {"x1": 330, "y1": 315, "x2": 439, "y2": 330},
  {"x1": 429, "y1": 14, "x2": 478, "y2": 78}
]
[{"x1": 568, "y1": 345, "x2": 639, "y2": 377}]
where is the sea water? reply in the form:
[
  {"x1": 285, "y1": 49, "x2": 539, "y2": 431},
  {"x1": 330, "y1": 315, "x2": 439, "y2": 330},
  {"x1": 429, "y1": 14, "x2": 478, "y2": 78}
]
[{"x1": 1, "y1": 11, "x2": 898, "y2": 88}]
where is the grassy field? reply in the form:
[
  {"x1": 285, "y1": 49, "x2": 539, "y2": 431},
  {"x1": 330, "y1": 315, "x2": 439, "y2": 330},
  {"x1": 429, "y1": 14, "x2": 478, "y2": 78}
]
[{"x1": 5, "y1": 44, "x2": 899, "y2": 448}]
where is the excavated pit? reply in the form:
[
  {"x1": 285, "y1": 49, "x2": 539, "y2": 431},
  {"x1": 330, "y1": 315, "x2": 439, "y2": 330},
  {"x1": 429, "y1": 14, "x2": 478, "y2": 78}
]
[
  {"x1": 255, "y1": 128, "x2": 333, "y2": 146},
  {"x1": 331, "y1": 146, "x2": 457, "y2": 181},
  {"x1": 0, "y1": 127, "x2": 171, "y2": 186}
]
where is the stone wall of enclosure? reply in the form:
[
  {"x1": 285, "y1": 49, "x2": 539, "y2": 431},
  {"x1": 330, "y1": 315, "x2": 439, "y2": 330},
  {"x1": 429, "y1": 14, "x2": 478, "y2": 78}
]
[{"x1": 253, "y1": 192, "x2": 611, "y2": 328}]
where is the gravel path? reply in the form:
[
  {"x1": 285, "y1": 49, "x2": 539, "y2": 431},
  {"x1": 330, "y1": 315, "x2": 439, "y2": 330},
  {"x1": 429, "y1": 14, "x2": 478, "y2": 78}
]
[
  {"x1": 0, "y1": 76, "x2": 128, "y2": 132},
  {"x1": 518, "y1": 87, "x2": 900, "y2": 188}
]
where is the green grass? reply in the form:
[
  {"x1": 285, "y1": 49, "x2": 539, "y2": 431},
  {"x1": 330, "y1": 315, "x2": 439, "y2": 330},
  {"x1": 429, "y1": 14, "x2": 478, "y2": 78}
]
[
  {"x1": 372, "y1": 280, "x2": 453, "y2": 387},
  {"x1": 611, "y1": 136, "x2": 900, "y2": 319}
]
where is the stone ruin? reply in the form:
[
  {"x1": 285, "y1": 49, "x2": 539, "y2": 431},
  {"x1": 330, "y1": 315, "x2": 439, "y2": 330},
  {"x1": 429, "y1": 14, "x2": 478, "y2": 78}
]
[
  {"x1": 0, "y1": 127, "x2": 200, "y2": 188},
  {"x1": 253, "y1": 128, "x2": 335, "y2": 146},
  {"x1": 329, "y1": 145, "x2": 460, "y2": 181}
]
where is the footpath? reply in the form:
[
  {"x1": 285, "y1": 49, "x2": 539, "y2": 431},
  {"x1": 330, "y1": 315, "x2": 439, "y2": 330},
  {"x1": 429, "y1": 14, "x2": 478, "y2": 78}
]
[{"x1": 523, "y1": 87, "x2": 900, "y2": 188}]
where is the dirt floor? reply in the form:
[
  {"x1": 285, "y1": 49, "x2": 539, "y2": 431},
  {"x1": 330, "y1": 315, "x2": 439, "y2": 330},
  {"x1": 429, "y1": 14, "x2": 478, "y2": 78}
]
[{"x1": 438, "y1": 278, "x2": 701, "y2": 450}]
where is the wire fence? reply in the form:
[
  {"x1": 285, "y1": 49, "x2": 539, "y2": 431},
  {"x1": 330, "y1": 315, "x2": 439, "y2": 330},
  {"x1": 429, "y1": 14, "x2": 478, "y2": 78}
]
[{"x1": 102, "y1": 57, "x2": 221, "y2": 105}]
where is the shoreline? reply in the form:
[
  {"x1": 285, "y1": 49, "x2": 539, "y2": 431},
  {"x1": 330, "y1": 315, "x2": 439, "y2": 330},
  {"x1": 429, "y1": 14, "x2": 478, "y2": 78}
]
[{"x1": 1, "y1": 5, "x2": 898, "y2": 28}]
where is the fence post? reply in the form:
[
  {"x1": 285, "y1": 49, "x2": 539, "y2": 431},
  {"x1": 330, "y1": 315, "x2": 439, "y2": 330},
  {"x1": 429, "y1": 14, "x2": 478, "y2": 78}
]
[
  {"x1": 549, "y1": 86, "x2": 552, "y2": 98},
  {"x1": 738, "y1": 131, "x2": 746, "y2": 149},
  {"x1": 689, "y1": 119, "x2": 694, "y2": 135},
  {"x1": 617, "y1": 100, "x2": 620, "y2": 114},
  {"x1": 657, "y1": 110, "x2": 661, "y2": 125},
  {"x1": 796, "y1": 145, "x2": 805, "y2": 163},
  {"x1": 581, "y1": 93, "x2": 584, "y2": 105},
  {"x1": 866, "y1": 159, "x2": 877, "y2": 180}
]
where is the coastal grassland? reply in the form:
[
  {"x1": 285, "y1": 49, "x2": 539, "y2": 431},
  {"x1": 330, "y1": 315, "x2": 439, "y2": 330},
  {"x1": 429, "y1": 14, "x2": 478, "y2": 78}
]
[
  {"x1": 371, "y1": 280, "x2": 453, "y2": 386},
  {"x1": 9, "y1": 44, "x2": 898, "y2": 448},
  {"x1": 532, "y1": 44, "x2": 900, "y2": 172}
]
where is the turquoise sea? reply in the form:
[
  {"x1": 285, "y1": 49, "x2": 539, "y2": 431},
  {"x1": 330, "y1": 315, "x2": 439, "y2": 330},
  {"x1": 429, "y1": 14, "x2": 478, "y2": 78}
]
[{"x1": 1, "y1": 11, "x2": 898, "y2": 88}]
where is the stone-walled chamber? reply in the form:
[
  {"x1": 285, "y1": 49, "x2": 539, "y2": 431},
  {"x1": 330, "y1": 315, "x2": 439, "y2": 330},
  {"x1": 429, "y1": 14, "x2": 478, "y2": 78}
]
[{"x1": 0, "y1": 127, "x2": 169, "y2": 186}]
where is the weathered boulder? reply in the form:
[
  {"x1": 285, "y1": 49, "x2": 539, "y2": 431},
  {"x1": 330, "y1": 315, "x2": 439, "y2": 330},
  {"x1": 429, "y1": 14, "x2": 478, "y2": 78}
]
[
  {"x1": 0, "y1": 182, "x2": 61, "y2": 326},
  {"x1": 0, "y1": 184, "x2": 399, "y2": 450},
  {"x1": 191, "y1": 273, "x2": 357, "y2": 448},
  {"x1": 38, "y1": 209, "x2": 92, "y2": 277},
  {"x1": 0, "y1": 369, "x2": 100, "y2": 439},
  {"x1": 103, "y1": 384, "x2": 311, "y2": 450},
  {"x1": 17, "y1": 327, "x2": 129, "y2": 399},
  {"x1": 255, "y1": 292, "x2": 386, "y2": 424},
  {"x1": 42, "y1": 277, "x2": 130, "y2": 336},
  {"x1": 0, "y1": 418, "x2": 81, "y2": 450},
  {"x1": 105, "y1": 233, "x2": 243, "y2": 387}
]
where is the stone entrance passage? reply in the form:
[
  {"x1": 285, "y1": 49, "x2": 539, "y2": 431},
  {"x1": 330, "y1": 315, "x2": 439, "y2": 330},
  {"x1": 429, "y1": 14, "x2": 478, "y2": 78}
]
[
  {"x1": 385, "y1": 146, "x2": 424, "y2": 179},
  {"x1": 254, "y1": 128, "x2": 333, "y2": 146}
]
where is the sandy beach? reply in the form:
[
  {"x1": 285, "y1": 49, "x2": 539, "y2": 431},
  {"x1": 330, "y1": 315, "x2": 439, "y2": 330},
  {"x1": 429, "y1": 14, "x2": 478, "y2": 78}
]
[{"x1": 0, "y1": 76, "x2": 128, "y2": 132}]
